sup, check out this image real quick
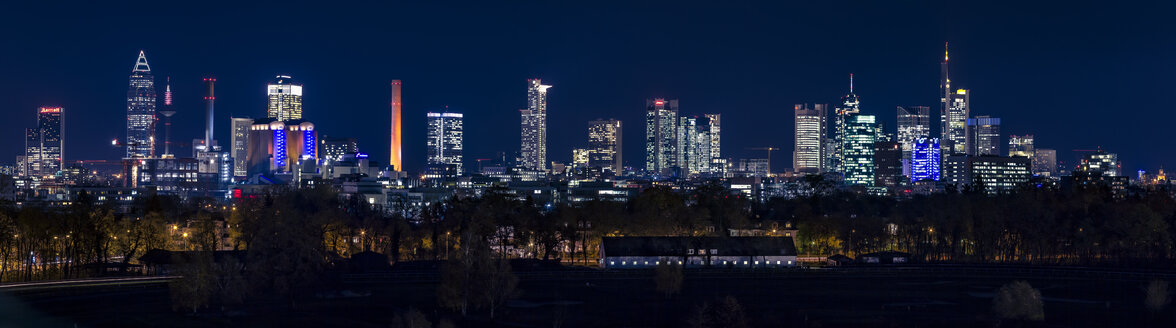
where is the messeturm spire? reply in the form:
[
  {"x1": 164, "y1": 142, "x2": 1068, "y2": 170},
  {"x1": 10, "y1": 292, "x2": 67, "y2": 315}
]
[{"x1": 133, "y1": 50, "x2": 151, "y2": 72}]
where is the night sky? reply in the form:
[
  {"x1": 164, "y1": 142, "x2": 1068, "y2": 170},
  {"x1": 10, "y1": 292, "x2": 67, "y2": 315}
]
[{"x1": 1, "y1": 1, "x2": 1172, "y2": 174}]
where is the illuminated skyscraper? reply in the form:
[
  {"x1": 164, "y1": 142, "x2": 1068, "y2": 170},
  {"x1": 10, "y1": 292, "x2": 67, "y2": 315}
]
[
  {"x1": 910, "y1": 138, "x2": 941, "y2": 182},
  {"x1": 230, "y1": 117, "x2": 252, "y2": 177},
  {"x1": 520, "y1": 79, "x2": 550, "y2": 171},
  {"x1": 830, "y1": 74, "x2": 860, "y2": 175},
  {"x1": 966, "y1": 116, "x2": 1000, "y2": 156},
  {"x1": 126, "y1": 51, "x2": 157, "y2": 158},
  {"x1": 427, "y1": 112, "x2": 464, "y2": 173},
  {"x1": 25, "y1": 107, "x2": 63, "y2": 176},
  {"x1": 874, "y1": 140, "x2": 902, "y2": 189},
  {"x1": 587, "y1": 119, "x2": 622, "y2": 173},
  {"x1": 1008, "y1": 134, "x2": 1034, "y2": 158},
  {"x1": 705, "y1": 114, "x2": 722, "y2": 174},
  {"x1": 940, "y1": 43, "x2": 969, "y2": 155},
  {"x1": 390, "y1": 80, "x2": 402, "y2": 171},
  {"x1": 793, "y1": 104, "x2": 827, "y2": 173},
  {"x1": 896, "y1": 106, "x2": 930, "y2": 161},
  {"x1": 1078, "y1": 150, "x2": 1120, "y2": 177},
  {"x1": 645, "y1": 98, "x2": 679, "y2": 175},
  {"x1": 842, "y1": 115, "x2": 877, "y2": 186},
  {"x1": 267, "y1": 75, "x2": 303, "y2": 121},
  {"x1": 678, "y1": 116, "x2": 715, "y2": 175}
]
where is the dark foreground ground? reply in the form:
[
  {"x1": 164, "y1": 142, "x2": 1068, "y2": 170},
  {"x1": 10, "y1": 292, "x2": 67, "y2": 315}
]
[{"x1": 3, "y1": 266, "x2": 1176, "y2": 327}]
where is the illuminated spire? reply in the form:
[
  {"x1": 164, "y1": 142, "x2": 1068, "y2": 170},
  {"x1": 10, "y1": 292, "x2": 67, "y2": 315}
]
[
  {"x1": 164, "y1": 77, "x2": 173, "y2": 106},
  {"x1": 944, "y1": 42, "x2": 949, "y2": 62},
  {"x1": 132, "y1": 50, "x2": 151, "y2": 72},
  {"x1": 849, "y1": 73, "x2": 854, "y2": 93}
]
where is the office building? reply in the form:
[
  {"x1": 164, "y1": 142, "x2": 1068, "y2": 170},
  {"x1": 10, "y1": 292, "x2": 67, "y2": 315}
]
[
  {"x1": 390, "y1": 80, "x2": 403, "y2": 171},
  {"x1": 267, "y1": 75, "x2": 303, "y2": 121},
  {"x1": 587, "y1": 119, "x2": 622, "y2": 173},
  {"x1": 1033, "y1": 148, "x2": 1057, "y2": 177},
  {"x1": 705, "y1": 114, "x2": 722, "y2": 175},
  {"x1": 1078, "y1": 150, "x2": 1120, "y2": 177},
  {"x1": 874, "y1": 141, "x2": 902, "y2": 189},
  {"x1": 427, "y1": 112, "x2": 464, "y2": 173},
  {"x1": 842, "y1": 115, "x2": 877, "y2": 186},
  {"x1": 943, "y1": 155, "x2": 1032, "y2": 194},
  {"x1": 910, "y1": 138, "x2": 941, "y2": 182},
  {"x1": 645, "y1": 98, "x2": 679, "y2": 175},
  {"x1": 678, "y1": 115, "x2": 716, "y2": 176},
  {"x1": 896, "y1": 106, "x2": 930, "y2": 161},
  {"x1": 966, "y1": 116, "x2": 1001, "y2": 156},
  {"x1": 1008, "y1": 135, "x2": 1034, "y2": 158},
  {"x1": 519, "y1": 79, "x2": 550, "y2": 171},
  {"x1": 230, "y1": 117, "x2": 253, "y2": 177},
  {"x1": 939, "y1": 44, "x2": 970, "y2": 155},
  {"x1": 321, "y1": 137, "x2": 359, "y2": 163},
  {"x1": 830, "y1": 75, "x2": 860, "y2": 175},
  {"x1": 25, "y1": 107, "x2": 64, "y2": 177},
  {"x1": 126, "y1": 51, "x2": 157, "y2": 158},
  {"x1": 793, "y1": 104, "x2": 827, "y2": 173}
]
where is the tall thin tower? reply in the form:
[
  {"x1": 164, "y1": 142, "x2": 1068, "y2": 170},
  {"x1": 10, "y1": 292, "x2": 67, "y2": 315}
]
[
  {"x1": 390, "y1": 80, "x2": 402, "y2": 171},
  {"x1": 203, "y1": 77, "x2": 216, "y2": 149},
  {"x1": 126, "y1": 51, "x2": 157, "y2": 158},
  {"x1": 520, "y1": 79, "x2": 551, "y2": 171},
  {"x1": 160, "y1": 77, "x2": 176, "y2": 156}
]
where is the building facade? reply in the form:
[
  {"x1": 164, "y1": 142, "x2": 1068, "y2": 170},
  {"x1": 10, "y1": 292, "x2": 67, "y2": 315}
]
[
  {"x1": 896, "y1": 106, "x2": 930, "y2": 162},
  {"x1": 842, "y1": 115, "x2": 877, "y2": 186},
  {"x1": 943, "y1": 155, "x2": 1031, "y2": 194},
  {"x1": 830, "y1": 75, "x2": 860, "y2": 175},
  {"x1": 321, "y1": 137, "x2": 359, "y2": 164},
  {"x1": 966, "y1": 116, "x2": 1001, "y2": 156},
  {"x1": 793, "y1": 104, "x2": 827, "y2": 173},
  {"x1": 267, "y1": 75, "x2": 303, "y2": 121},
  {"x1": 1008, "y1": 134, "x2": 1034, "y2": 161},
  {"x1": 587, "y1": 119, "x2": 622, "y2": 173},
  {"x1": 874, "y1": 141, "x2": 902, "y2": 189},
  {"x1": 1078, "y1": 150, "x2": 1120, "y2": 177},
  {"x1": 245, "y1": 119, "x2": 318, "y2": 176},
  {"x1": 230, "y1": 117, "x2": 252, "y2": 178},
  {"x1": 519, "y1": 79, "x2": 551, "y2": 171},
  {"x1": 126, "y1": 51, "x2": 157, "y2": 158},
  {"x1": 1033, "y1": 148, "x2": 1057, "y2": 177},
  {"x1": 910, "y1": 137, "x2": 941, "y2": 182},
  {"x1": 645, "y1": 98, "x2": 679, "y2": 175},
  {"x1": 427, "y1": 112, "x2": 464, "y2": 173},
  {"x1": 26, "y1": 107, "x2": 63, "y2": 177}
]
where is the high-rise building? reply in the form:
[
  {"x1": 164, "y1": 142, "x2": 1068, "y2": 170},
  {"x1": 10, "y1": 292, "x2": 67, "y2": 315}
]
[
  {"x1": 230, "y1": 118, "x2": 253, "y2": 178},
  {"x1": 1032, "y1": 148, "x2": 1057, "y2": 177},
  {"x1": 874, "y1": 140, "x2": 903, "y2": 189},
  {"x1": 705, "y1": 114, "x2": 722, "y2": 175},
  {"x1": 896, "y1": 106, "x2": 930, "y2": 161},
  {"x1": 126, "y1": 51, "x2": 157, "y2": 158},
  {"x1": 943, "y1": 155, "x2": 1031, "y2": 194},
  {"x1": 1009, "y1": 135, "x2": 1034, "y2": 158},
  {"x1": 830, "y1": 75, "x2": 860, "y2": 175},
  {"x1": 793, "y1": 104, "x2": 827, "y2": 174},
  {"x1": 427, "y1": 112, "x2": 464, "y2": 173},
  {"x1": 842, "y1": 115, "x2": 877, "y2": 186},
  {"x1": 267, "y1": 75, "x2": 303, "y2": 121},
  {"x1": 645, "y1": 98, "x2": 679, "y2": 175},
  {"x1": 33, "y1": 107, "x2": 64, "y2": 176},
  {"x1": 910, "y1": 137, "x2": 941, "y2": 182},
  {"x1": 587, "y1": 119, "x2": 622, "y2": 173},
  {"x1": 678, "y1": 116, "x2": 714, "y2": 176},
  {"x1": 519, "y1": 79, "x2": 550, "y2": 171},
  {"x1": 943, "y1": 89, "x2": 970, "y2": 154},
  {"x1": 390, "y1": 80, "x2": 402, "y2": 171},
  {"x1": 572, "y1": 148, "x2": 590, "y2": 167},
  {"x1": 1078, "y1": 150, "x2": 1120, "y2": 177},
  {"x1": 23, "y1": 129, "x2": 38, "y2": 176},
  {"x1": 966, "y1": 116, "x2": 1001, "y2": 156}
]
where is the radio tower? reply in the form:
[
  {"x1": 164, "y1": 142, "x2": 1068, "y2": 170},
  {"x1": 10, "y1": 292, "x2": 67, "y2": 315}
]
[{"x1": 159, "y1": 77, "x2": 176, "y2": 157}]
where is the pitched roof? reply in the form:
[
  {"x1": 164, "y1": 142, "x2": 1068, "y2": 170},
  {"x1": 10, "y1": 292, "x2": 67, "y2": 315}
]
[{"x1": 602, "y1": 236, "x2": 797, "y2": 257}]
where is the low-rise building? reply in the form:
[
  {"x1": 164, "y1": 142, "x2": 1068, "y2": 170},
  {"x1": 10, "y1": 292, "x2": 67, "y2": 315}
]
[{"x1": 600, "y1": 236, "x2": 798, "y2": 269}]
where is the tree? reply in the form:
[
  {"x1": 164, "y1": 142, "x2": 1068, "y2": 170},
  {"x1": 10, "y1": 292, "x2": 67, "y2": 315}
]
[
  {"x1": 1145, "y1": 279, "x2": 1170, "y2": 312},
  {"x1": 483, "y1": 259, "x2": 519, "y2": 319},
  {"x1": 654, "y1": 262, "x2": 683, "y2": 298},
  {"x1": 169, "y1": 253, "x2": 214, "y2": 313},
  {"x1": 992, "y1": 280, "x2": 1044, "y2": 322},
  {"x1": 437, "y1": 229, "x2": 518, "y2": 319}
]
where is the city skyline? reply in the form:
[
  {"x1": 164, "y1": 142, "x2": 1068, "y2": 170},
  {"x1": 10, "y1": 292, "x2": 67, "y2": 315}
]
[{"x1": 1, "y1": 2, "x2": 1172, "y2": 174}]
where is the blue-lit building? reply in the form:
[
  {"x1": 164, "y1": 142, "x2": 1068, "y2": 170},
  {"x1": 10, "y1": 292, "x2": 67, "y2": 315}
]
[
  {"x1": 910, "y1": 137, "x2": 941, "y2": 182},
  {"x1": 244, "y1": 118, "x2": 318, "y2": 176}
]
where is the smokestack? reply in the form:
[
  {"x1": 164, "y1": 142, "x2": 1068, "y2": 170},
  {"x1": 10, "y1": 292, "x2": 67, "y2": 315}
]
[
  {"x1": 203, "y1": 77, "x2": 216, "y2": 151},
  {"x1": 390, "y1": 80, "x2": 402, "y2": 171}
]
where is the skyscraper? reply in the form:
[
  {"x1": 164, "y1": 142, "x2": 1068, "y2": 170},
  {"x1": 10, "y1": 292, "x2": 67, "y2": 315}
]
[
  {"x1": 390, "y1": 80, "x2": 402, "y2": 171},
  {"x1": 230, "y1": 117, "x2": 252, "y2": 177},
  {"x1": 520, "y1": 79, "x2": 550, "y2": 171},
  {"x1": 25, "y1": 107, "x2": 64, "y2": 176},
  {"x1": 966, "y1": 116, "x2": 1001, "y2": 156},
  {"x1": 1009, "y1": 134, "x2": 1035, "y2": 158},
  {"x1": 267, "y1": 75, "x2": 303, "y2": 121},
  {"x1": 587, "y1": 119, "x2": 622, "y2": 173},
  {"x1": 705, "y1": 113, "x2": 722, "y2": 174},
  {"x1": 1033, "y1": 148, "x2": 1057, "y2": 177},
  {"x1": 126, "y1": 51, "x2": 157, "y2": 158},
  {"x1": 678, "y1": 116, "x2": 714, "y2": 175},
  {"x1": 645, "y1": 98, "x2": 679, "y2": 175},
  {"x1": 427, "y1": 112, "x2": 464, "y2": 173},
  {"x1": 1079, "y1": 150, "x2": 1120, "y2": 177},
  {"x1": 843, "y1": 115, "x2": 877, "y2": 186},
  {"x1": 910, "y1": 137, "x2": 941, "y2": 182},
  {"x1": 940, "y1": 43, "x2": 970, "y2": 155},
  {"x1": 874, "y1": 140, "x2": 902, "y2": 189},
  {"x1": 830, "y1": 74, "x2": 860, "y2": 175},
  {"x1": 896, "y1": 106, "x2": 930, "y2": 161},
  {"x1": 23, "y1": 129, "x2": 39, "y2": 176},
  {"x1": 793, "y1": 104, "x2": 827, "y2": 173}
]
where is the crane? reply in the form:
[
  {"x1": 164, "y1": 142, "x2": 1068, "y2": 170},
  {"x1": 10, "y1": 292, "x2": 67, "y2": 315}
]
[{"x1": 746, "y1": 147, "x2": 779, "y2": 176}]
